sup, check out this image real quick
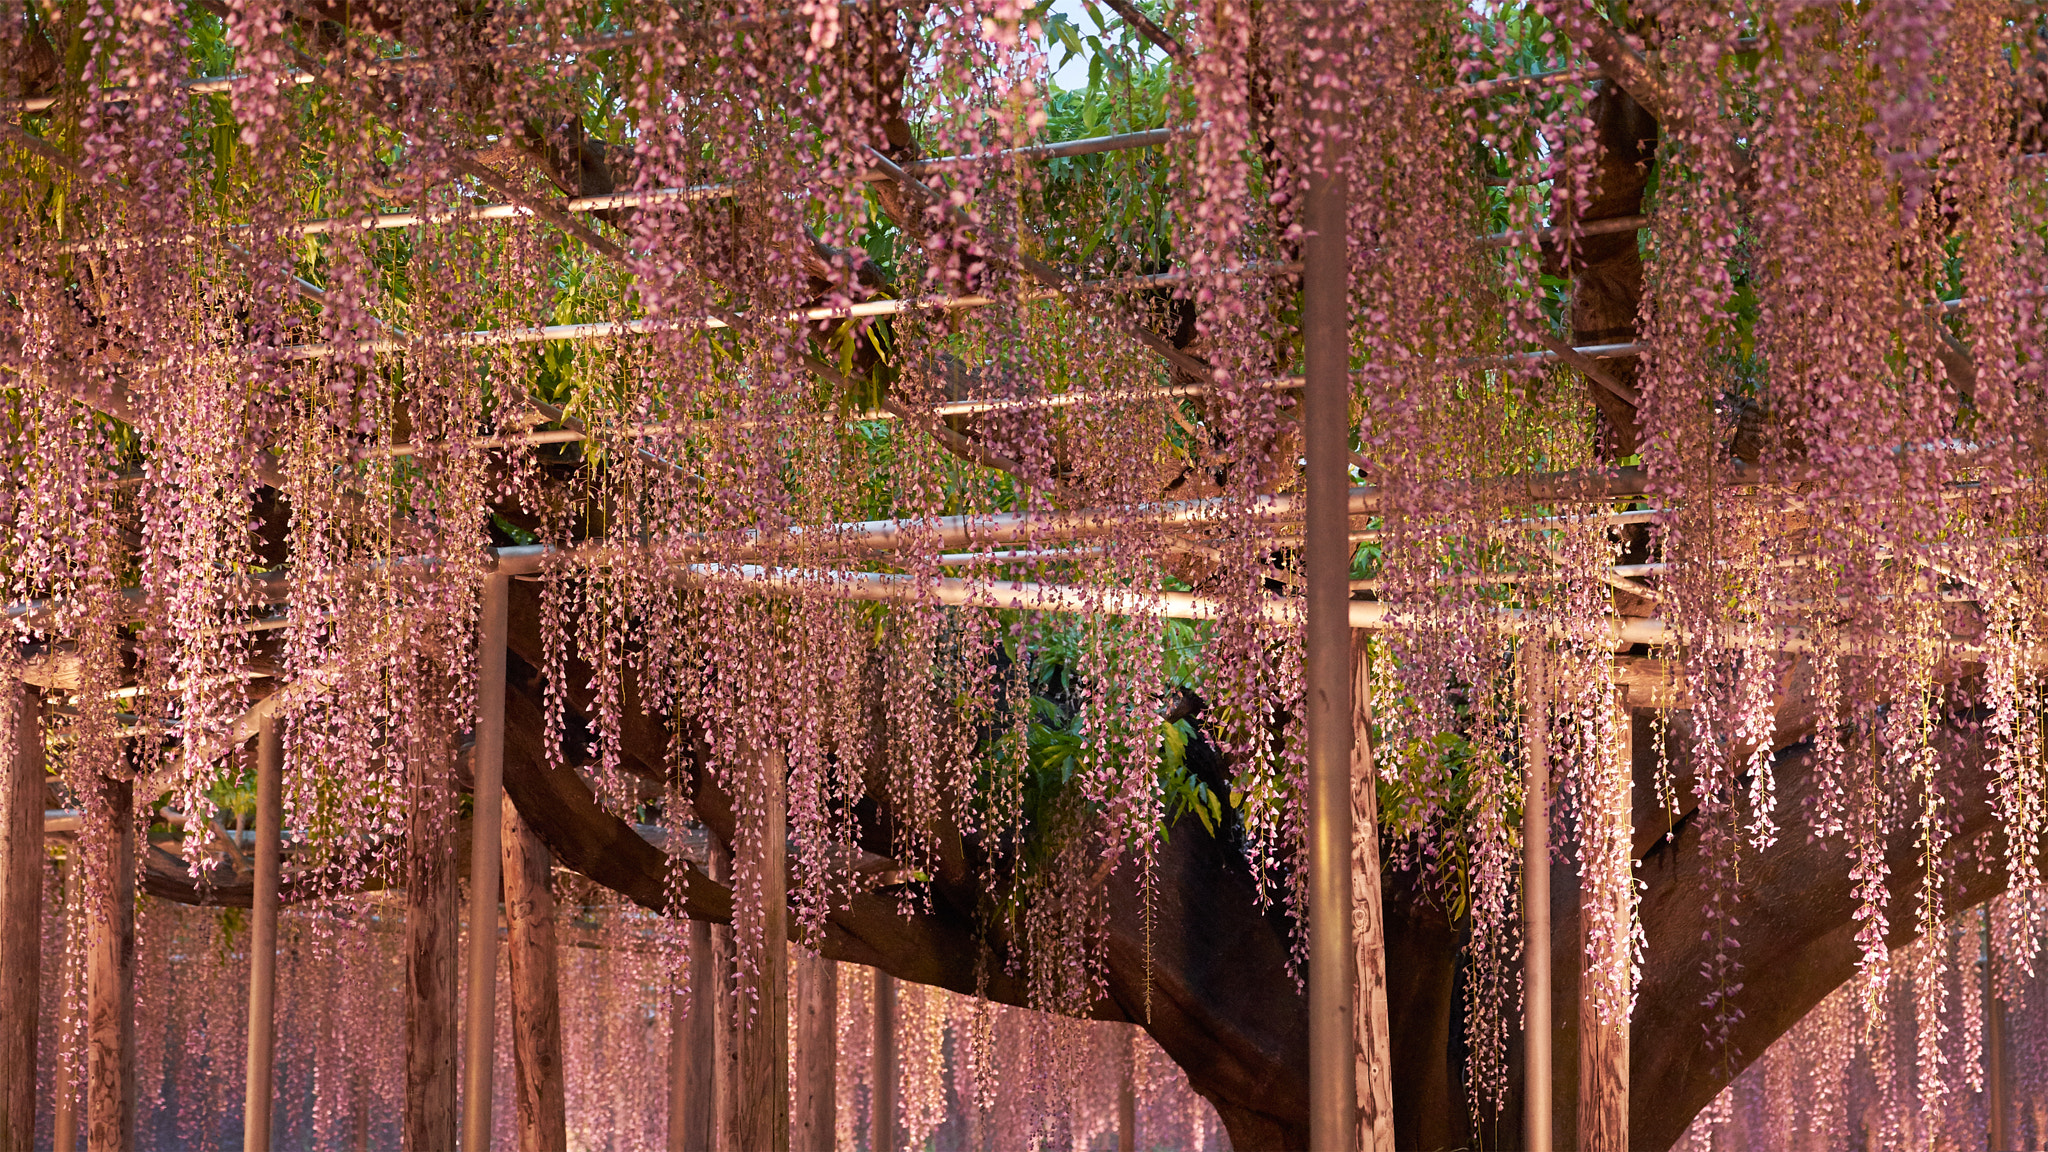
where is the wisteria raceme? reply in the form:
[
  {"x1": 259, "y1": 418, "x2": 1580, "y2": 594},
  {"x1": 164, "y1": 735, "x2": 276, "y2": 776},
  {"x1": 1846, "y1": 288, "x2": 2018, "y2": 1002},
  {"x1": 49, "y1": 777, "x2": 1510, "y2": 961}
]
[{"x1": 1, "y1": 1, "x2": 2047, "y2": 1147}]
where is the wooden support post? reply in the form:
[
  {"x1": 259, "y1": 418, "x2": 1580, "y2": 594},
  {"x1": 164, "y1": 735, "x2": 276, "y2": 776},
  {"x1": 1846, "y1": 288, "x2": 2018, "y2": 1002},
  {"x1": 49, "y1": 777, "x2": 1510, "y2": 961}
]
[
  {"x1": 1351, "y1": 634, "x2": 1397, "y2": 1152},
  {"x1": 464, "y1": 573, "x2": 511, "y2": 1152},
  {"x1": 1302, "y1": 55, "x2": 1358, "y2": 1152},
  {"x1": 243, "y1": 714, "x2": 285, "y2": 1152},
  {"x1": 669, "y1": 911, "x2": 716, "y2": 1152},
  {"x1": 1576, "y1": 690, "x2": 1631, "y2": 1152},
  {"x1": 733, "y1": 748, "x2": 789, "y2": 1152},
  {"x1": 53, "y1": 852, "x2": 80, "y2": 1152},
  {"x1": 1116, "y1": 1027, "x2": 1136, "y2": 1152},
  {"x1": 406, "y1": 737, "x2": 460, "y2": 1152},
  {"x1": 794, "y1": 949, "x2": 836, "y2": 1151},
  {"x1": 0, "y1": 682, "x2": 42, "y2": 1150},
  {"x1": 871, "y1": 971, "x2": 896, "y2": 1152},
  {"x1": 502, "y1": 793, "x2": 566, "y2": 1152},
  {"x1": 84, "y1": 771, "x2": 134, "y2": 1152},
  {"x1": 1521, "y1": 649, "x2": 1552, "y2": 1152}
]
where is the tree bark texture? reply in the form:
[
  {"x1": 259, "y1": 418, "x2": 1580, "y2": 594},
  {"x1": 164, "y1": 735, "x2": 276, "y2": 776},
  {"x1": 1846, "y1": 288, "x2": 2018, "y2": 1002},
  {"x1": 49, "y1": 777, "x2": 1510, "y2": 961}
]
[
  {"x1": 84, "y1": 771, "x2": 134, "y2": 1152},
  {"x1": 0, "y1": 682, "x2": 42, "y2": 1151},
  {"x1": 732, "y1": 747, "x2": 789, "y2": 1152},
  {"x1": 405, "y1": 739, "x2": 460, "y2": 1152},
  {"x1": 503, "y1": 792, "x2": 567, "y2": 1152},
  {"x1": 1576, "y1": 695, "x2": 1632, "y2": 1152},
  {"x1": 1349, "y1": 634, "x2": 1396, "y2": 1152},
  {"x1": 793, "y1": 949, "x2": 836, "y2": 1152}
]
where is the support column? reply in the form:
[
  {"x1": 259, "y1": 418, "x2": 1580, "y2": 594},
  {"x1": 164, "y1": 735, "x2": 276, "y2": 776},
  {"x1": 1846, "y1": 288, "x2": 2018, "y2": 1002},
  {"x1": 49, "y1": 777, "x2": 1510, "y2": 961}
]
[
  {"x1": 53, "y1": 852, "x2": 80, "y2": 1152},
  {"x1": 793, "y1": 949, "x2": 836, "y2": 1151},
  {"x1": 1350, "y1": 634, "x2": 1397, "y2": 1152},
  {"x1": 711, "y1": 839, "x2": 736, "y2": 1151},
  {"x1": 1987, "y1": 908, "x2": 2008, "y2": 1152},
  {"x1": 464, "y1": 573, "x2": 511, "y2": 1152},
  {"x1": 1577, "y1": 690, "x2": 1632, "y2": 1152},
  {"x1": 0, "y1": 682, "x2": 42, "y2": 1149},
  {"x1": 669, "y1": 912, "x2": 715, "y2": 1152},
  {"x1": 1116, "y1": 1027, "x2": 1136, "y2": 1152},
  {"x1": 243, "y1": 714, "x2": 284, "y2": 1152},
  {"x1": 1521, "y1": 649, "x2": 1552, "y2": 1152},
  {"x1": 406, "y1": 736, "x2": 460, "y2": 1152},
  {"x1": 1302, "y1": 76, "x2": 1358, "y2": 1152},
  {"x1": 871, "y1": 971, "x2": 896, "y2": 1152},
  {"x1": 84, "y1": 771, "x2": 134, "y2": 1152},
  {"x1": 732, "y1": 748, "x2": 789, "y2": 1152},
  {"x1": 503, "y1": 793, "x2": 566, "y2": 1152}
]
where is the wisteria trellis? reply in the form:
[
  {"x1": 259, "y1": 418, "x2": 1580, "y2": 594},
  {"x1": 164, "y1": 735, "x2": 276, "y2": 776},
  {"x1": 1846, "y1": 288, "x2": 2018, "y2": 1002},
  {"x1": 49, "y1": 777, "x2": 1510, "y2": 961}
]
[{"x1": 2, "y1": 0, "x2": 2047, "y2": 1147}]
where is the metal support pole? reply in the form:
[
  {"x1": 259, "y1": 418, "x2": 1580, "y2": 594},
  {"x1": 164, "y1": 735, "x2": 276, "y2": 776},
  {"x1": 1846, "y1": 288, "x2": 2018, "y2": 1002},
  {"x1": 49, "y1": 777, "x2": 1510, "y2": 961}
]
[
  {"x1": 1987, "y1": 908, "x2": 2008, "y2": 1152},
  {"x1": 1303, "y1": 70, "x2": 1357, "y2": 1152},
  {"x1": 1522, "y1": 649, "x2": 1552, "y2": 1152},
  {"x1": 0, "y1": 682, "x2": 42, "y2": 1150},
  {"x1": 872, "y1": 971, "x2": 897, "y2": 1152},
  {"x1": 463, "y1": 574, "x2": 510, "y2": 1152},
  {"x1": 243, "y1": 714, "x2": 284, "y2": 1152},
  {"x1": 1117, "y1": 1027, "x2": 1136, "y2": 1152}
]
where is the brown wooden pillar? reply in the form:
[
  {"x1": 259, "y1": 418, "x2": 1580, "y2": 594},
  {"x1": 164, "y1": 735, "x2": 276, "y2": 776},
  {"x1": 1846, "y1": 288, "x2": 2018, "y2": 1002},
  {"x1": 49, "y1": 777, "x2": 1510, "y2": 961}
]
[
  {"x1": 732, "y1": 748, "x2": 788, "y2": 1152},
  {"x1": 1576, "y1": 689, "x2": 1632, "y2": 1152},
  {"x1": 405, "y1": 738, "x2": 459, "y2": 1152},
  {"x1": 503, "y1": 793, "x2": 566, "y2": 1152},
  {"x1": 0, "y1": 682, "x2": 42, "y2": 1149},
  {"x1": 84, "y1": 771, "x2": 134, "y2": 1152},
  {"x1": 669, "y1": 909, "x2": 716, "y2": 1152},
  {"x1": 793, "y1": 949, "x2": 836, "y2": 1151},
  {"x1": 871, "y1": 971, "x2": 896, "y2": 1152},
  {"x1": 1350, "y1": 633, "x2": 1397, "y2": 1152}
]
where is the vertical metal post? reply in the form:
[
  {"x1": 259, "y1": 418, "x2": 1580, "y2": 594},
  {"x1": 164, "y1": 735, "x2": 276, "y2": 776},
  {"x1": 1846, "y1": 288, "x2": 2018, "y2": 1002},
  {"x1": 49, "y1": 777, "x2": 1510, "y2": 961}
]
[
  {"x1": 1303, "y1": 58, "x2": 1357, "y2": 1152},
  {"x1": 872, "y1": 971, "x2": 897, "y2": 1152},
  {"x1": 243, "y1": 714, "x2": 284, "y2": 1152},
  {"x1": 1116, "y1": 1027, "x2": 1136, "y2": 1152},
  {"x1": 1522, "y1": 650, "x2": 1552, "y2": 1152},
  {"x1": 1986, "y1": 908, "x2": 2008, "y2": 1152},
  {"x1": 0, "y1": 682, "x2": 42, "y2": 1150},
  {"x1": 463, "y1": 574, "x2": 511, "y2": 1152}
]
